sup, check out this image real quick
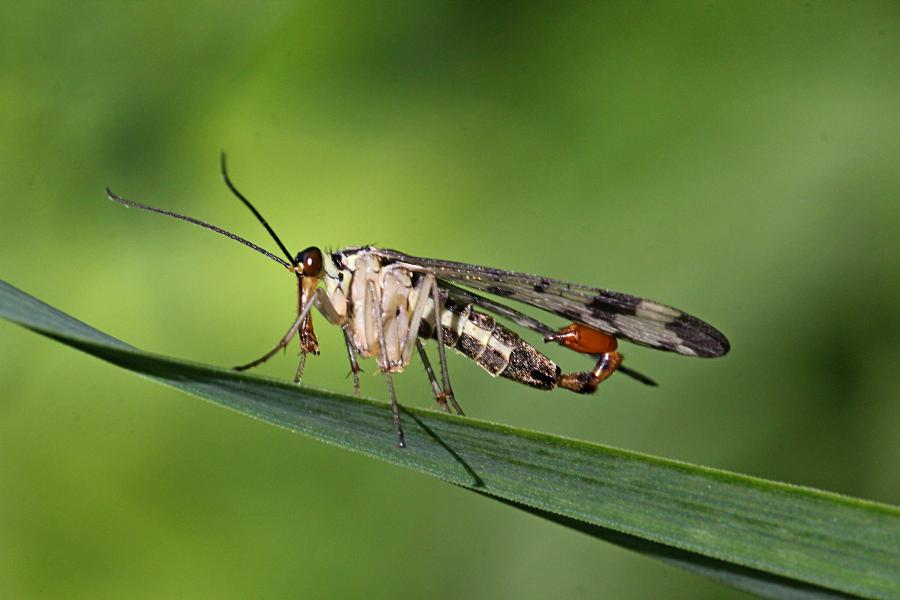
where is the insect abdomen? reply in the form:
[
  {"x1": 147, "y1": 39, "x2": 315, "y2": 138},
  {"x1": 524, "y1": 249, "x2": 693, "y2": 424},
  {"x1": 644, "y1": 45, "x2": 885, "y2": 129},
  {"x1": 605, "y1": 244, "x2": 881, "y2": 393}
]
[{"x1": 429, "y1": 298, "x2": 559, "y2": 390}]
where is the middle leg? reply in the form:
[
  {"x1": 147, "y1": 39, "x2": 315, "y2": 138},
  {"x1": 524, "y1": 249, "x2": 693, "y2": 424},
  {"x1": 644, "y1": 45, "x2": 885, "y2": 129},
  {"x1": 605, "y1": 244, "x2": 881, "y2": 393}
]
[
  {"x1": 367, "y1": 281, "x2": 406, "y2": 448},
  {"x1": 342, "y1": 324, "x2": 362, "y2": 397}
]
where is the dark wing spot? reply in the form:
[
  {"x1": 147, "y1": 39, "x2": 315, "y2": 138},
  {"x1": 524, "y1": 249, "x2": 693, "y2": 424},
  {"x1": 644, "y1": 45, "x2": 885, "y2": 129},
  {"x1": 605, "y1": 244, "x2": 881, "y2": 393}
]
[
  {"x1": 664, "y1": 315, "x2": 731, "y2": 358},
  {"x1": 588, "y1": 292, "x2": 640, "y2": 315}
]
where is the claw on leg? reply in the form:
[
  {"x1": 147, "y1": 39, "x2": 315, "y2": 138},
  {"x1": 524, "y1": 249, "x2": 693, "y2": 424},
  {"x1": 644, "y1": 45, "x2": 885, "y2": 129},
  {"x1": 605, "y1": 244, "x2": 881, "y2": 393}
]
[{"x1": 415, "y1": 338, "x2": 465, "y2": 415}]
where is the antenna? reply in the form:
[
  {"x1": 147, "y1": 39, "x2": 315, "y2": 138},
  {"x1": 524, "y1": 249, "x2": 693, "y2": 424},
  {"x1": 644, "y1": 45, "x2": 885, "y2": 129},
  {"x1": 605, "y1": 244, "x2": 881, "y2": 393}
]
[
  {"x1": 106, "y1": 188, "x2": 293, "y2": 271},
  {"x1": 220, "y1": 152, "x2": 295, "y2": 264}
]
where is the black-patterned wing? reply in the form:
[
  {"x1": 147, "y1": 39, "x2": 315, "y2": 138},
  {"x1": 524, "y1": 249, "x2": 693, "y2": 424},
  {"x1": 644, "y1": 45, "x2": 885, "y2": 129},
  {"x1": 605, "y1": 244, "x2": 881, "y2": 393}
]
[
  {"x1": 372, "y1": 248, "x2": 729, "y2": 358},
  {"x1": 440, "y1": 281, "x2": 660, "y2": 386}
]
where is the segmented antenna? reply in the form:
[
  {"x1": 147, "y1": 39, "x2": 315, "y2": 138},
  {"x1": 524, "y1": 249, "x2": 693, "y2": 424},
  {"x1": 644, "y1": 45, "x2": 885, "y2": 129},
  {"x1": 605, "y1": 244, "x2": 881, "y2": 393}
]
[
  {"x1": 106, "y1": 188, "x2": 293, "y2": 270},
  {"x1": 220, "y1": 152, "x2": 295, "y2": 265}
]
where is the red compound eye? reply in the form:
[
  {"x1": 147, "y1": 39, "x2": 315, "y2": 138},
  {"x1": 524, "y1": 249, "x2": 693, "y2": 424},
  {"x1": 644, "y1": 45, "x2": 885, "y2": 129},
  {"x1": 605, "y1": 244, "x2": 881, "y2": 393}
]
[{"x1": 295, "y1": 247, "x2": 323, "y2": 277}]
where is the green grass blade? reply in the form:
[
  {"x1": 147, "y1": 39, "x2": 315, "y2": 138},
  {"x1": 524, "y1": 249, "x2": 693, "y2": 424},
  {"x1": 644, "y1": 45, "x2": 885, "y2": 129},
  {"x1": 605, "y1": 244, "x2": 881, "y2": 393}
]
[{"x1": 2, "y1": 279, "x2": 899, "y2": 599}]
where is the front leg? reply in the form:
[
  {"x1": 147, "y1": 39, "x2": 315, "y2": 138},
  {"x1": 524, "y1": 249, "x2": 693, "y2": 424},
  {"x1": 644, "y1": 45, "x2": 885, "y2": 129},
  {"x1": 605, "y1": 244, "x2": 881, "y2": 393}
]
[
  {"x1": 313, "y1": 287, "x2": 347, "y2": 326},
  {"x1": 234, "y1": 293, "x2": 316, "y2": 372},
  {"x1": 294, "y1": 286, "x2": 342, "y2": 384},
  {"x1": 297, "y1": 287, "x2": 352, "y2": 387}
]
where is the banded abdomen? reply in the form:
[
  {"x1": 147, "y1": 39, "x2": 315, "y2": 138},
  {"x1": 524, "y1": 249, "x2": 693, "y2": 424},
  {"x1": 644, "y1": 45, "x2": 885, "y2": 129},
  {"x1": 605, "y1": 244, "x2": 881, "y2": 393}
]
[{"x1": 423, "y1": 294, "x2": 560, "y2": 390}]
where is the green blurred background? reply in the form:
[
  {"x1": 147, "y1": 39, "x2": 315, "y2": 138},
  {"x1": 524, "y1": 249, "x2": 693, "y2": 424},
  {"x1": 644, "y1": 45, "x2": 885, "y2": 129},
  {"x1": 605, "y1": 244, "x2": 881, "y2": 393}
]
[{"x1": 1, "y1": 2, "x2": 898, "y2": 598}]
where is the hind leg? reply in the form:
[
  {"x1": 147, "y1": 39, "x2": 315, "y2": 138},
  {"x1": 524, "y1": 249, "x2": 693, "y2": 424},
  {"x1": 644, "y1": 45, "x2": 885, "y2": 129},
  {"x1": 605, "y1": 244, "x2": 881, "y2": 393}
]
[{"x1": 415, "y1": 339, "x2": 451, "y2": 413}]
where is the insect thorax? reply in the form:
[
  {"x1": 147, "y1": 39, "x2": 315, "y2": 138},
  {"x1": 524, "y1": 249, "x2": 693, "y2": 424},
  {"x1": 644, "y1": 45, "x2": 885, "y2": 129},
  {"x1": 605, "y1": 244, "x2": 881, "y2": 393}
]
[{"x1": 324, "y1": 248, "x2": 418, "y2": 367}]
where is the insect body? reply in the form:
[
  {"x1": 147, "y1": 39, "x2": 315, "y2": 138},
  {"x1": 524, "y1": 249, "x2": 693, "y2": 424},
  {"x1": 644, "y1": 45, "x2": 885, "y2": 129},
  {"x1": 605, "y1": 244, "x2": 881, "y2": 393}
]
[
  {"x1": 107, "y1": 155, "x2": 730, "y2": 447},
  {"x1": 326, "y1": 248, "x2": 568, "y2": 390},
  {"x1": 325, "y1": 247, "x2": 632, "y2": 394}
]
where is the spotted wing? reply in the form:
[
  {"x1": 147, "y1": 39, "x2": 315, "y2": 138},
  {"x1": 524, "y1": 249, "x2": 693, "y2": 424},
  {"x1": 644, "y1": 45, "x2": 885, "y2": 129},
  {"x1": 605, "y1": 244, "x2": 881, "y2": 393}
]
[{"x1": 372, "y1": 248, "x2": 729, "y2": 358}]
